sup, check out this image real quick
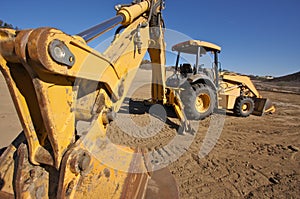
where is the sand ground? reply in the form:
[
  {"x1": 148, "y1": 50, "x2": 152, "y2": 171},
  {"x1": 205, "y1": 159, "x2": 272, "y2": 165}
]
[{"x1": 1, "y1": 69, "x2": 299, "y2": 198}]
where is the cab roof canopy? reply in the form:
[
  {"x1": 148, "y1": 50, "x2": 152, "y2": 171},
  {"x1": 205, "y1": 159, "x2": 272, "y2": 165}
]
[{"x1": 172, "y1": 40, "x2": 221, "y2": 54}]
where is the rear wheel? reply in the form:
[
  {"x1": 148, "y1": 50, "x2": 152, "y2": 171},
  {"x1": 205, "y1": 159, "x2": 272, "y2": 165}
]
[
  {"x1": 234, "y1": 97, "x2": 254, "y2": 117},
  {"x1": 181, "y1": 83, "x2": 216, "y2": 120}
]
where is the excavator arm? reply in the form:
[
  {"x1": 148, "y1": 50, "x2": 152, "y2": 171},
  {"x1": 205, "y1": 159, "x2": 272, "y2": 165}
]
[{"x1": 0, "y1": 1, "x2": 179, "y2": 198}]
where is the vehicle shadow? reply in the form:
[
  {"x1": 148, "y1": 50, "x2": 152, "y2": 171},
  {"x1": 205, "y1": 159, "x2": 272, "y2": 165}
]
[{"x1": 118, "y1": 98, "x2": 180, "y2": 130}]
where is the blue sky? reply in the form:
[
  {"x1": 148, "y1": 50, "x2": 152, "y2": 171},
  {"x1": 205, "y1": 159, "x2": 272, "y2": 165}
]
[{"x1": 1, "y1": 0, "x2": 300, "y2": 76}]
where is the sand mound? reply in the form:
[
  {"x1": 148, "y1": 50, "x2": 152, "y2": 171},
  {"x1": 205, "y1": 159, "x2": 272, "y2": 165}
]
[{"x1": 268, "y1": 71, "x2": 300, "y2": 82}]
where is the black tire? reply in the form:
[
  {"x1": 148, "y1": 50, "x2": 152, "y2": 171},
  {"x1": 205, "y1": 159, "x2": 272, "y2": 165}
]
[
  {"x1": 180, "y1": 83, "x2": 216, "y2": 120},
  {"x1": 233, "y1": 97, "x2": 254, "y2": 117}
]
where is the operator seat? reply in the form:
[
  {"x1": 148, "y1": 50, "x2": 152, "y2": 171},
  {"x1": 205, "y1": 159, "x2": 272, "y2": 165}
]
[{"x1": 180, "y1": 63, "x2": 193, "y2": 76}]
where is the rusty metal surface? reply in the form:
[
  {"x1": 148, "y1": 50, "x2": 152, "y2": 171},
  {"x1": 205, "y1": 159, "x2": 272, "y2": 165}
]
[
  {"x1": 0, "y1": 29, "x2": 16, "y2": 63},
  {"x1": 1, "y1": 28, "x2": 77, "y2": 168},
  {"x1": 0, "y1": 133, "x2": 24, "y2": 197},
  {"x1": 0, "y1": 29, "x2": 50, "y2": 166},
  {"x1": 0, "y1": 133, "x2": 59, "y2": 199},
  {"x1": 0, "y1": 145, "x2": 17, "y2": 196},
  {"x1": 0, "y1": 191, "x2": 14, "y2": 199},
  {"x1": 0, "y1": 1, "x2": 171, "y2": 197},
  {"x1": 15, "y1": 143, "x2": 58, "y2": 199},
  {"x1": 145, "y1": 168, "x2": 180, "y2": 199},
  {"x1": 0, "y1": 25, "x2": 155, "y2": 198},
  {"x1": 119, "y1": 148, "x2": 150, "y2": 199},
  {"x1": 57, "y1": 113, "x2": 151, "y2": 198}
]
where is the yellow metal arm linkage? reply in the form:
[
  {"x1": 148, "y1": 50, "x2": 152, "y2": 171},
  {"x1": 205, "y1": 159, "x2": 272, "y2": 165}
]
[{"x1": 0, "y1": 1, "x2": 176, "y2": 198}]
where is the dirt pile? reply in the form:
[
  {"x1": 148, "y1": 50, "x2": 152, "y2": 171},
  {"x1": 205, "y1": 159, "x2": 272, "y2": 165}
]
[
  {"x1": 108, "y1": 70, "x2": 300, "y2": 198},
  {"x1": 253, "y1": 71, "x2": 300, "y2": 94},
  {"x1": 268, "y1": 71, "x2": 300, "y2": 82}
]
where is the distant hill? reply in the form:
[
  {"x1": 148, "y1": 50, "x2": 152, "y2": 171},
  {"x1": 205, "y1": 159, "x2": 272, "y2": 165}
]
[
  {"x1": 268, "y1": 71, "x2": 300, "y2": 82},
  {"x1": 253, "y1": 71, "x2": 300, "y2": 94}
]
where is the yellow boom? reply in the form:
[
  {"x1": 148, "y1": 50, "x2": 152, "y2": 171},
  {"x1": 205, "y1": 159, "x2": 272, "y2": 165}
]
[{"x1": 0, "y1": 1, "x2": 180, "y2": 198}]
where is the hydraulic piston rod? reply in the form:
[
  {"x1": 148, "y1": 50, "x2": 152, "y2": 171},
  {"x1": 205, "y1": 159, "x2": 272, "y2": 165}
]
[
  {"x1": 77, "y1": 0, "x2": 150, "y2": 42},
  {"x1": 77, "y1": 15, "x2": 124, "y2": 42}
]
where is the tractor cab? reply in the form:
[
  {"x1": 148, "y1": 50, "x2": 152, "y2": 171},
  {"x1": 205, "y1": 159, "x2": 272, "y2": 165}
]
[
  {"x1": 166, "y1": 40, "x2": 221, "y2": 88},
  {"x1": 166, "y1": 40, "x2": 275, "y2": 119}
]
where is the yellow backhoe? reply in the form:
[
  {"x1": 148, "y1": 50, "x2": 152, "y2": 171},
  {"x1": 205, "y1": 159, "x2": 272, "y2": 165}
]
[
  {"x1": 0, "y1": 0, "x2": 181, "y2": 198},
  {"x1": 0, "y1": 0, "x2": 275, "y2": 198},
  {"x1": 166, "y1": 40, "x2": 275, "y2": 119}
]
